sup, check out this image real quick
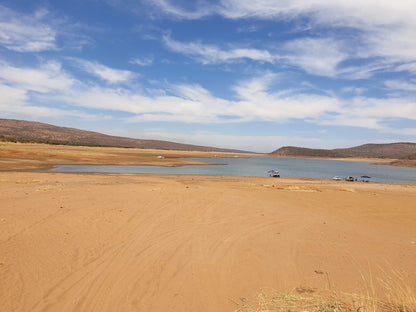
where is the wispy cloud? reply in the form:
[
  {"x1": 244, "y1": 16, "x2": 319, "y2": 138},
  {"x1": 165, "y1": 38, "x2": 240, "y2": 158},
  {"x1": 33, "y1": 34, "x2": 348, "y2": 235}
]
[
  {"x1": 0, "y1": 5, "x2": 90, "y2": 53},
  {"x1": 163, "y1": 34, "x2": 277, "y2": 64},
  {"x1": 151, "y1": 0, "x2": 416, "y2": 74},
  {"x1": 236, "y1": 24, "x2": 260, "y2": 33},
  {"x1": 232, "y1": 73, "x2": 342, "y2": 121},
  {"x1": 162, "y1": 33, "x2": 400, "y2": 80},
  {"x1": 2, "y1": 58, "x2": 416, "y2": 140},
  {"x1": 282, "y1": 37, "x2": 347, "y2": 77},
  {"x1": 147, "y1": 0, "x2": 218, "y2": 20},
  {"x1": 130, "y1": 56, "x2": 154, "y2": 66},
  {"x1": 68, "y1": 58, "x2": 138, "y2": 84},
  {"x1": 148, "y1": 0, "x2": 415, "y2": 25},
  {"x1": 0, "y1": 81, "x2": 97, "y2": 121},
  {"x1": 0, "y1": 84, "x2": 28, "y2": 106},
  {"x1": 342, "y1": 87, "x2": 367, "y2": 95},
  {"x1": 48, "y1": 71, "x2": 342, "y2": 124},
  {"x1": 319, "y1": 97, "x2": 416, "y2": 130},
  {"x1": 163, "y1": 35, "x2": 356, "y2": 78},
  {"x1": 0, "y1": 5, "x2": 57, "y2": 52},
  {"x1": 395, "y1": 62, "x2": 416, "y2": 74},
  {"x1": 385, "y1": 80, "x2": 416, "y2": 91},
  {"x1": 337, "y1": 61, "x2": 391, "y2": 80},
  {"x1": 0, "y1": 60, "x2": 75, "y2": 93}
]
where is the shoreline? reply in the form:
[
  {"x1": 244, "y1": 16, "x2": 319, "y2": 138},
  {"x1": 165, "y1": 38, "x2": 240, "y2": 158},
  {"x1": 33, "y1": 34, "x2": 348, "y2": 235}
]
[
  {"x1": 266, "y1": 154, "x2": 395, "y2": 163},
  {"x1": 1, "y1": 142, "x2": 410, "y2": 173},
  {"x1": 0, "y1": 142, "x2": 247, "y2": 171}
]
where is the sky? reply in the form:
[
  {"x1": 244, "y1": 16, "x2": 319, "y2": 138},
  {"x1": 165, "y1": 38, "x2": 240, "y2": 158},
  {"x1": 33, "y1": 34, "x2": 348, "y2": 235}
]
[{"x1": 1, "y1": 0, "x2": 416, "y2": 152}]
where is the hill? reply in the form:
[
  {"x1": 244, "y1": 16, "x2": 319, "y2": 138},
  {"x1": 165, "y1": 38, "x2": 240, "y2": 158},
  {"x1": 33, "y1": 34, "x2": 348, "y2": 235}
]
[
  {"x1": 335, "y1": 143, "x2": 416, "y2": 159},
  {"x1": 0, "y1": 119, "x2": 246, "y2": 153},
  {"x1": 270, "y1": 143, "x2": 416, "y2": 159},
  {"x1": 269, "y1": 146, "x2": 346, "y2": 158}
]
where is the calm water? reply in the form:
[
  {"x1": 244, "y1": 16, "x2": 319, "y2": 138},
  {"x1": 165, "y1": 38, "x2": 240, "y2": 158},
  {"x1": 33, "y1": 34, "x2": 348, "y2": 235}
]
[{"x1": 50, "y1": 156, "x2": 416, "y2": 183}]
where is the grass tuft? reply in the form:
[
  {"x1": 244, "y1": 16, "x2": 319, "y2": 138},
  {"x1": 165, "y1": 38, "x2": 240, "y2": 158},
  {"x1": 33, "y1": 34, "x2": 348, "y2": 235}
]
[
  {"x1": 234, "y1": 289, "x2": 416, "y2": 312},
  {"x1": 234, "y1": 271, "x2": 416, "y2": 312}
]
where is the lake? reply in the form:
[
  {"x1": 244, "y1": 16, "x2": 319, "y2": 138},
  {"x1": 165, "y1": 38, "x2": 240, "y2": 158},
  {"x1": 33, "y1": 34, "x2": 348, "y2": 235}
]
[{"x1": 49, "y1": 156, "x2": 416, "y2": 184}]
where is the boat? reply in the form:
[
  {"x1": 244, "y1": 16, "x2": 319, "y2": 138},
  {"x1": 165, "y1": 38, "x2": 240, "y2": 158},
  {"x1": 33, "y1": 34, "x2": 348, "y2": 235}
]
[
  {"x1": 332, "y1": 176, "x2": 341, "y2": 181},
  {"x1": 268, "y1": 169, "x2": 280, "y2": 177},
  {"x1": 361, "y1": 175, "x2": 371, "y2": 182}
]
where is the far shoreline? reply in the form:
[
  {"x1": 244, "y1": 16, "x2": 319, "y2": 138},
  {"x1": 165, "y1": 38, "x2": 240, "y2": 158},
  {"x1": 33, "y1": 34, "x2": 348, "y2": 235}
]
[
  {"x1": 1, "y1": 142, "x2": 415, "y2": 173},
  {"x1": 265, "y1": 154, "x2": 394, "y2": 163}
]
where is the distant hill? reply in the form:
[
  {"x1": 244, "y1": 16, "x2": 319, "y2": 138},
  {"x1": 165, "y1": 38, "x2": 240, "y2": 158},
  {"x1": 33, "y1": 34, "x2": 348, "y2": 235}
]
[
  {"x1": 335, "y1": 143, "x2": 416, "y2": 159},
  {"x1": 269, "y1": 146, "x2": 346, "y2": 158},
  {"x1": 270, "y1": 143, "x2": 416, "y2": 159},
  {"x1": 0, "y1": 119, "x2": 246, "y2": 153}
]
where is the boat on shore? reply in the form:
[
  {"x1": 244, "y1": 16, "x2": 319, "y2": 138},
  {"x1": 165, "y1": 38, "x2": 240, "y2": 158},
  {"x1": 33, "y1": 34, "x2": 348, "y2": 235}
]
[
  {"x1": 361, "y1": 175, "x2": 371, "y2": 182},
  {"x1": 268, "y1": 169, "x2": 280, "y2": 177}
]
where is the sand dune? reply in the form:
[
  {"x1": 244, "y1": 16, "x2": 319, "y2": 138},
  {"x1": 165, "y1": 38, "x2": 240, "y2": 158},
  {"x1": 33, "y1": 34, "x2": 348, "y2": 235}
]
[{"x1": 1, "y1": 171, "x2": 415, "y2": 312}]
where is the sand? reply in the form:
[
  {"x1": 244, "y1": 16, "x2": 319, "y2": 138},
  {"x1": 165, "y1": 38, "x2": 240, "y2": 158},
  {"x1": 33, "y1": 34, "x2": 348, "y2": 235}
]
[{"x1": 1, "y1": 143, "x2": 416, "y2": 311}]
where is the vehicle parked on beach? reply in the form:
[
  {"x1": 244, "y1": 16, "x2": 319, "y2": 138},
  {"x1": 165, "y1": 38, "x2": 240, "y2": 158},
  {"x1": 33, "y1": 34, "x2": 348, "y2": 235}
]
[
  {"x1": 361, "y1": 175, "x2": 371, "y2": 182},
  {"x1": 268, "y1": 169, "x2": 280, "y2": 177},
  {"x1": 332, "y1": 176, "x2": 342, "y2": 181}
]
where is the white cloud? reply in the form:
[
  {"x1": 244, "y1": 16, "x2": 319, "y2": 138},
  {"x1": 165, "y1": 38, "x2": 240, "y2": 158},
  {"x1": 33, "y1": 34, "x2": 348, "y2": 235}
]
[
  {"x1": 319, "y1": 116, "x2": 382, "y2": 130},
  {"x1": 236, "y1": 24, "x2": 260, "y2": 33},
  {"x1": 0, "y1": 82, "x2": 97, "y2": 121},
  {"x1": 68, "y1": 58, "x2": 138, "y2": 84},
  {"x1": 162, "y1": 34, "x2": 390, "y2": 79},
  {"x1": 381, "y1": 127, "x2": 416, "y2": 137},
  {"x1": 283, "y1": 38, "x2": 347, "y2": 77},
  {"x1": 385, "y1": 80, "x2": 416, "y2": 91},
  {"x1": 347, "y1": 97, "x2": 416, "y2": 120},
  {"x1": 150, "y1": 0, "x2": 416, "y2": 26},
  {"x1": 0, "y1": 5, "x2": 57, "y2": 52},
  {"x1": 130, "y1": 57, "x2": 154, "y2": 66},
  {"x1": 163, "y1": 35, "x2": 277, "y2": 64},
  {"x1": 0, "y1": 84, "x2": 28, "y2": 105},
  {"x1": 0, "y1": 5, "x2": 90, "y2": 53},
  {"x1": 336, "y1": 61, "x2": 391, "y2": 80},
  {"x1": 1, "y1": 59, "x2": 416, "y2": 142},
  {"x1": 319, "y1": 97, "x2": 416, "y2": 130},
  {"x1": 0, "y1": 60, "x2": 75, "y2": 93},
  {"x1": 231, "y1": 73, "x2": 342, "y2": 121},
  {"x1": 152, "y1": 0, "x2": 416, "y2": 73},
  {"x1": 147, "y1": 0, "x2": 217, "y2": 20},
  {"x1": 396, "y1": 62, "x2": 416, "y2": 73},
  {"x1": 53, "y1": 72, "x2": 341, "y2": 124},
  {"x1": 53, "y1": 83, "x2": 230, "y2": 123},
  {"x1": 342, "y1": 87, "x2": 367, "y2": 95},
  {"x1": 0, "y1": 62, "x2": 102, "y2": 121}
]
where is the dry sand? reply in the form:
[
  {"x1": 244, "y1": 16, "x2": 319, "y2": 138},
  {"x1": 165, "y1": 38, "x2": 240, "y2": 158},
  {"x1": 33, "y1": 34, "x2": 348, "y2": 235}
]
[{"x1": 1, "y1": 143, "x2": 416, "y2": 311}]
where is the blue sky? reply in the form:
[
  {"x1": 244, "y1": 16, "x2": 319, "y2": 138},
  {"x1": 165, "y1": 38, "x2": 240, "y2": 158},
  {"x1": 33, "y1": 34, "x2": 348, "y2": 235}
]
[{"x1": 1, "y1": 0, "x2": 416, "y2": 152}]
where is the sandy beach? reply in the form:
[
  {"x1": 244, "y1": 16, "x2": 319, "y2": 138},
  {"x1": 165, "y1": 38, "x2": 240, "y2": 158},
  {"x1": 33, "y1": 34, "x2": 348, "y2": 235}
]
[{"x1": 1, "y1": 143, "x2": 416, "y2": 311}]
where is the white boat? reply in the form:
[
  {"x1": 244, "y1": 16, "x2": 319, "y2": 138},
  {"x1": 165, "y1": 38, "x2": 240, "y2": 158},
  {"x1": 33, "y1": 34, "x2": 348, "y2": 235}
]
[
  {"x1": 268, "y1": 169, "x2": 280, "y2": 177},
  {"x1": 332, "y1": 176, "x2": 341, "y2": 181}
]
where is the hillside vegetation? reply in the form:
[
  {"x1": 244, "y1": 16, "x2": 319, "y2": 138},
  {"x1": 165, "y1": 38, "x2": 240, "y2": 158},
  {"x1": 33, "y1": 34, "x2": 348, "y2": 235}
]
[
  {"x1": 0, "y1": 119, "x2": 245, "y2": 153},
  {"x1": 270, "y1": 143, "x2": 416, "y2": 159}
]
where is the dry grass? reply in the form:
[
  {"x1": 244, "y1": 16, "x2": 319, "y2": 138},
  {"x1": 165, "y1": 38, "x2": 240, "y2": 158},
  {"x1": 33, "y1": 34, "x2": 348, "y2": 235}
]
[
  {"x1": 234, "y1": 271, "x2": 416, "y2": 312},
  {"x1": 233, "y1": 290, "x2": 416, "y2": 312}
]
